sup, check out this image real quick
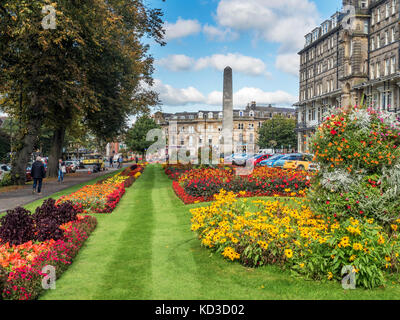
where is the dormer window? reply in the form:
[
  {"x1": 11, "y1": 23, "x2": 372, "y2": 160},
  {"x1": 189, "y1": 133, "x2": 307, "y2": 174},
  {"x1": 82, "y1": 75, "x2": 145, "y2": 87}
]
[
  {"x1": 239, "y1": 111, "x2": 244, "y2": 117},
  {"x1": 208, "y1": 112, "x2": 213, "y2": 119},
  {"x1": 198, "y1": 112, "x2": 203, "y2": 119},
  {"x1": 249, "y1": 111, "x2": 255, "y2": 117},
  {"x1": 218, "y1": 112, "x2": 223, "y2": 119}
]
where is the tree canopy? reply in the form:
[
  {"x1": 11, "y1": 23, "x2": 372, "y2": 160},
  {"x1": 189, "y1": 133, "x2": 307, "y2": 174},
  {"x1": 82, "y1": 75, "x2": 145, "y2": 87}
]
[
  {"x1": 257, "y1": 115, "x2": 297, "y2": 151},
  {"x1": 125, "y1": 116, "x2": 160, "y2": 157},
  {"x1": 0, "y1": 0, "x2": 165, "y2": 183}
]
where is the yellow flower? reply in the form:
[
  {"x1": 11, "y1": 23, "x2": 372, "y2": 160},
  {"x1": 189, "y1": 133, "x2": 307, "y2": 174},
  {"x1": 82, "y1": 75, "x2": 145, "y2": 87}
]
[
  {"x1": 284, "y1": 249, "x2": 293, "y2": 259},
  {"x1": 352, "y1": 243, "x2": 363, "y2": 251},
  {"x1": 327, "y1": 272, "x2": 333, "y2": 280}
]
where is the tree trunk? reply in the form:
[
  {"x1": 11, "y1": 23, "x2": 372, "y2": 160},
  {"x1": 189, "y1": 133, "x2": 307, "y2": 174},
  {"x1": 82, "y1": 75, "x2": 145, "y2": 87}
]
[
  {"x1": 47, "y1": 126, "x2": 66, "y2": 178},
  {"x1": 11, "y1": 94, "x2": 42, "y2": 185}
]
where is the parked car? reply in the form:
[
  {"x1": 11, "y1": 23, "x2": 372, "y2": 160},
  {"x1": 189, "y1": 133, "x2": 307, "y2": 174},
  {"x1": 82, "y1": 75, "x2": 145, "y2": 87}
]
[
  {"x1": 0, "y1": 164, "x2": 11, "y2": 181},
  {"x1": 64, "y1": 161, "x2": 77, "y2": 173},
  {"x1": 283, "y1": 154, "x2": 315, "y2": 171},
  {"x1": 259, "y1": 154, "x2": 285, "y2": 167},
  {"x1": 272, "y1": 154, "x2": 305, "y2": 169},
  {"x1": 252, "y1": 154, "x2": 273, "y2": 166},
  {"x1": 232, "y1": 153, "x2": 251, "y2": 166},
  {"x1": 259, "y1": 149, "x2": 275, "y2": 155},
  {"x1": 0, "y1": 164, "x2": 11, "y2": 173}
]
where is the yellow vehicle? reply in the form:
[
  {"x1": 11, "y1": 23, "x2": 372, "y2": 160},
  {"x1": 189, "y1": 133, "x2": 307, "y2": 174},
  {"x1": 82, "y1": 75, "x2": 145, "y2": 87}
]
[
  {"x1": 283, "y1": 154, "x2": 316, "y2": 171},
  {"x1": 82, "y1": 154, "x2": 105, "y2": 171}
]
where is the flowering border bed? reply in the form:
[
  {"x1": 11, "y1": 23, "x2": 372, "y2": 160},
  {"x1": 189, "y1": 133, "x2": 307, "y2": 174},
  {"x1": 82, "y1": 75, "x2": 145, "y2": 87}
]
[
  {"x1": 56, "y1": 164, "x2": 145, "y2": 213},
  {"x1": 167, "y1": 165, "x2": 312, "y2": 205},
  {"x1": 0, "y1": 210, "x2": 97, "y2": 300},
  {"x1": 191, "y1": 190, "x2": 400, "y2": 289}
]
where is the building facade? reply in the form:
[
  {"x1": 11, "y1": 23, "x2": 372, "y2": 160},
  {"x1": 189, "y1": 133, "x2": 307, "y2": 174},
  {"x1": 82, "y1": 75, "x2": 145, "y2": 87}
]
[
  {"x1": 295, "y1": 0, "x2": 400, "y2": 152},
  {"x1": 154, "y1": 102, "x2": 296, "y2": 156}
]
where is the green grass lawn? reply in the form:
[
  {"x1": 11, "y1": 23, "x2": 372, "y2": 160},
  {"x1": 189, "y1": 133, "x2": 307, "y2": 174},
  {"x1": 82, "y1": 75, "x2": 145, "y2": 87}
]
[{"x1": 37, "y1": 164, "x2": 400, "y2": 300}]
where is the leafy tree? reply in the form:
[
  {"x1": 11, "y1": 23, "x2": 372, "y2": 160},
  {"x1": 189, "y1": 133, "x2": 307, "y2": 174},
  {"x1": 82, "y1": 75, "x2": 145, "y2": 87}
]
[
  {"x1": 125, "y1": 116, "x2": 160, "y2": 158},
  {"x1": 257, "y1": 115, "x2": 297, "y2": 151},
  {"x1": 0, "y1": 0, "x2": 165, "y2": 182},
  {"x1": 0, "y1": 129, "x2": 10, "y2": 162}
]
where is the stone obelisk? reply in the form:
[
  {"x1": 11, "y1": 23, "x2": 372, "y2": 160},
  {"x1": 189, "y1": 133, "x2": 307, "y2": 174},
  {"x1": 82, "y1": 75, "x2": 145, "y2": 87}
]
[{"x1": 222, "y1": 66, "x2": 233, "y2": 156}]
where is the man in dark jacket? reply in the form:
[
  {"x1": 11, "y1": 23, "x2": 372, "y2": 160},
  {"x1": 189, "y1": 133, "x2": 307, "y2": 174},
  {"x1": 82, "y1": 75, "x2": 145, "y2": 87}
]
[{"x1": 31, "y1": 156, "x2": 46, "y2": 194}]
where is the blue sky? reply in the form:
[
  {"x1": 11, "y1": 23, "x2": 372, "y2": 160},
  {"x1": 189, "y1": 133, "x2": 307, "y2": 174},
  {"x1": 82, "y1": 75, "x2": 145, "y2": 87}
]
[{"x1": 148, "y1": 0, "x2": 342, "y2": 114}]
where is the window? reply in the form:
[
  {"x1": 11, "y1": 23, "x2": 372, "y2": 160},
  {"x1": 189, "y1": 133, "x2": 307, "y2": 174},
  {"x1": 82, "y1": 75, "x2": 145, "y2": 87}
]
[
  {"x1": 376, "y1": 35, "x2": 380, "y2": 49},
  {"x1": 360, "y1": 0, "x2": 368, "y2": 9},
  {"x1": 385, "y1": 30, "x2": 389, "y2": 45},
  {"x1": 371, "y1": 37, "x2": 375, "y2": 50},
  {"x1": 249, "y1": 111, "x2": 255, "y2": 117},
  {"x1": 385, "y1": 59, "x2": 389, "y2": 76},
  {"x1": 386, "y1": 3, "x2": 390, "y2": 18},
  {"x1": 370, "y1": 63, "x2": 375, "y2": 79},
  {"x1": 376, "y1": 62, "x2": 380, "y2": 78},
  {"x1": 371, "y1": 10, "x2": 375, "y2": 25},
  {"x1": 393, "y1": 0, "x2": 397, "y2": 15},
  {"x1": 198, "y1": 112, "x2": 203, "y2": 119},
  {"x1": 218, "y1": 112, "x2": 223, "y2": 119},
  {"x1": 239, "y1": 111, "x2": 243, "y2": 117},
  {"x1": 208, "y1": 112, "x2": 213, "y2": 119},
  {"x1": 391, "y1": 57, "x2": 396, "y2": 74},
  {"x1": 392, "y1": 27, "x2": 396, "y2": 43},
  {"x1": 377, "y1": 8, "x2": 381, "y2": 22}
]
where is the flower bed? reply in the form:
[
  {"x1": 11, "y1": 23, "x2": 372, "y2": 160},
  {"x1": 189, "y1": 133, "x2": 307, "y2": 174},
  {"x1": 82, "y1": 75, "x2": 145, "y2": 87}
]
[
  {"x1": 56, "y1": 164, "x2": 145, "y2": 213},
  {"x1": 191, "y1": 190, "x2": 400, "y2": 289},
  {"x1": 309, "y1": 106, "x2": 400, "y2": 224},
  {"x1": 0, "y1": 199, "x2": 97, "y2": 300},
  {"x1": 167, "y1": 165, "x2": 313, "y2": 204}
]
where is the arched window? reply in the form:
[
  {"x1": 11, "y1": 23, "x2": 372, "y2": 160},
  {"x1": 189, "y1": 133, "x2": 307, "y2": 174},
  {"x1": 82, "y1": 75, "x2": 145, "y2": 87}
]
[
  {"x1": 239, "y1": 111, "x2": 244, "y2": 117},
  {"x1": 198, "y1": 112, "x2": 203, "y2": 119},
  {"x1": 208, "y1": 112, "x2": 213, "y2": 119},
  {"x1": 249, "y1": 111, "x2": 255, "y2": 117}
]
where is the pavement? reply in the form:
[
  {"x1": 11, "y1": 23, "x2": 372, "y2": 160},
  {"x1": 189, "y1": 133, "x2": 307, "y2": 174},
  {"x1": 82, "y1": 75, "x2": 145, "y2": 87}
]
[{"x1": 0, "y1": 166, "x2": 124, "y2": 213}]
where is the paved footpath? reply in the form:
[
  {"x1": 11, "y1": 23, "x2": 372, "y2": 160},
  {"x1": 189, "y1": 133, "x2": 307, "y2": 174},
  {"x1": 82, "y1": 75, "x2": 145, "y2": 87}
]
[{"x1": 0, "y1": 167, "x2": 124, "y2": 213}]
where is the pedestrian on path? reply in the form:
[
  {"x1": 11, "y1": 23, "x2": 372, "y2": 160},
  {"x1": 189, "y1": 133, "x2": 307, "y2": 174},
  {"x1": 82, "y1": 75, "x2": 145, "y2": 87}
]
[
  {"x1": 118, "y1": 155, "x2": 123, "y2": 168},
  {"x1": 31, "y1": 156, "x2": 46, "y2": 195},
  {"x1": 109, "y1": 156, "x2": 113, "y2": 168},
  {"x1": 58, "y1": 159, "x2": 66, "y2": 183}
]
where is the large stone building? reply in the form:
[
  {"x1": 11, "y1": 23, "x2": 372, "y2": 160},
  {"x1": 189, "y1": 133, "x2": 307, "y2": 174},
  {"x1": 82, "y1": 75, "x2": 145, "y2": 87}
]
[
  {"x1": 295, "y1": 0, "x2": 400, "y2": 152},
  {"x1": 154, "y1": 102, "x2": 296, "y2": 155}
]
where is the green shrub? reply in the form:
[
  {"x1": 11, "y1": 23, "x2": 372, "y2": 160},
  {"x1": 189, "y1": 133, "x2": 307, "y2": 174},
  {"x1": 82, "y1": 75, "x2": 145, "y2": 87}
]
[{"x1": 0, "y1": 172, "x2": 12, "y2": 187}]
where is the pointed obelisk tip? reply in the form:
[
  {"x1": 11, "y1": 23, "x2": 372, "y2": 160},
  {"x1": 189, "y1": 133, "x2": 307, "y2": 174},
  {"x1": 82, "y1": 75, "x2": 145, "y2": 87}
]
[{"x1": 224, "y1": 66, "x2": 232, "y2": 72}]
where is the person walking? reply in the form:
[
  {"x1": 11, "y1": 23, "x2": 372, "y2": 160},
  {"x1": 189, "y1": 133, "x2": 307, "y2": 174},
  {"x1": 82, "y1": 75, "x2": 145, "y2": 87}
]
[
  {"x1": 31, "y1": 156, "x2": 46, "y2": 195},
  {"x1": 109, "y1": 156, "x2": 113, "y2": 168},
  {"x1": 58, "y1": 159, "x2": 66, "y2": 184},
  {"x1": 118, "y1": 155, "x2": 123, "y2": 168},
  {"x1": 135, "y1": 155, "x2": 139, "y2": 164}
]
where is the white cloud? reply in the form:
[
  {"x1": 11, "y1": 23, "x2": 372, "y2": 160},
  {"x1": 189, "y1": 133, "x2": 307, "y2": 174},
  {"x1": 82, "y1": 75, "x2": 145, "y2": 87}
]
[
  {"x1": 157, "y1": 53, "x2": 268, "y2": 77},
  {"x1": 275, "y1": 53, "x2": 299, "y2": 77},
  {"x1": 206, "y1": 87, "x2": 297, "y2": 106},
  {"x1": 164, "y1": 18, "x2": 202, "y2": 41},
  {"x1": 195, "y1": 53, "x2": 268, "y2": 76},
  {"x1": 151, "y1": 80, "x2": 296, "y2": 108},
  {"x1": 152, "y1": 79, "x2": 206, "y2": 106},
  {"x1": 203, "y1": 24, "x2": 239, "y2": 42},
  {"x1": 157, "y1": 55, "x2": 195, "y2": 72},
  {"x1": 215, "y1": 0, "x2": 319, "y2": 51}
]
